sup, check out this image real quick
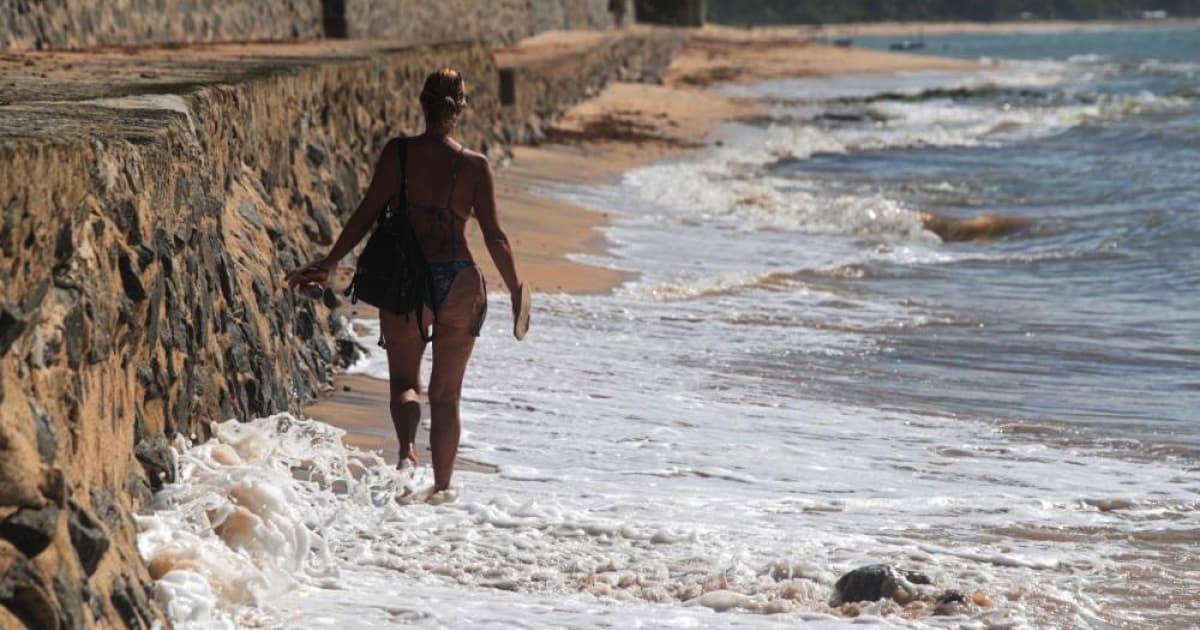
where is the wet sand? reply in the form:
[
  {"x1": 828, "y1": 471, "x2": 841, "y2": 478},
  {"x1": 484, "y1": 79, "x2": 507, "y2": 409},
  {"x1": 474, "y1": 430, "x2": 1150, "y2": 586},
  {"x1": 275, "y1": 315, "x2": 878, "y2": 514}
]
[{"x1": 303, "y1": 28, "x2": 985, "y2": 469}]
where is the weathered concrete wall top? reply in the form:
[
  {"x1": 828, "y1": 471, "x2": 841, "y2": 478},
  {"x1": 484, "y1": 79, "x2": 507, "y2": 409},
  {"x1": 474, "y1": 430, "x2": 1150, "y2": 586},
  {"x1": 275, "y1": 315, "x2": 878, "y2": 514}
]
[
  {"x1": 338, "y1": 0, "x2": 611, "y2": 43},
  {"x1": 0, "y1": 0, "x2": 616, "y2": 51},
  {"x1": 0, "y1": 0, "x2": 326, "y2": 51}
]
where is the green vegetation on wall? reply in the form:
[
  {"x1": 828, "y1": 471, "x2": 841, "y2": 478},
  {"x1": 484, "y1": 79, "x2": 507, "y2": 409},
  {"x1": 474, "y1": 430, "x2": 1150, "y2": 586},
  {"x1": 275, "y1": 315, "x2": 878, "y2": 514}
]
[{"x1": 708, "y1": 0, "x2": 1200, "y2": 24}]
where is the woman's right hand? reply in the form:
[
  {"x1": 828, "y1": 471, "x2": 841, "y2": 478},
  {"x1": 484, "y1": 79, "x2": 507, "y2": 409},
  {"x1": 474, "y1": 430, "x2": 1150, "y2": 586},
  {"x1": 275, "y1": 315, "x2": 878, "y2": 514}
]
[{"x1": 285, "y1": 260, "x2": 331, "y2": 291}]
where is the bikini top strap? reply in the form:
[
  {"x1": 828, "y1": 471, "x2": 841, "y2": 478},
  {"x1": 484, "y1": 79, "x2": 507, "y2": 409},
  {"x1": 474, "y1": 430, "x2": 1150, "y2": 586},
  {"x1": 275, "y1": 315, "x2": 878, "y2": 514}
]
[{"x1": 445, "y1": 145, "x2": 466, "y2": 208}]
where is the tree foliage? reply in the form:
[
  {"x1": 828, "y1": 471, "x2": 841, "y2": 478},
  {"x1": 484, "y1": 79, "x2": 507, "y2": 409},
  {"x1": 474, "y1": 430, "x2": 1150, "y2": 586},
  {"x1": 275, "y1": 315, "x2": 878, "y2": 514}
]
[{"x1": 707, "y1": 0, "x2": 1200, "y2": 24}]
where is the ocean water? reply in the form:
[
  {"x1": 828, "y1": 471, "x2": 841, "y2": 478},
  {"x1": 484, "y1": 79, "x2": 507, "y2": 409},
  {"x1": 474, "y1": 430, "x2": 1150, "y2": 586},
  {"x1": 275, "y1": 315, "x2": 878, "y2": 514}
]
[{"x1": 138, "y1": 27, "x2": 1199, "y2": 628}]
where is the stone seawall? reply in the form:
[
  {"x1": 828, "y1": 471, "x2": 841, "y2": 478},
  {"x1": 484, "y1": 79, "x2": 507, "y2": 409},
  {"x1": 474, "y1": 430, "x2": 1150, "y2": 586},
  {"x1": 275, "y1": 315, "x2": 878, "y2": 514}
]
[
  {"x1": 497, "y1": 30, "x2": 683, "y2": 144},
  {"x1": 0, "y1": 30, "x2": 680, "y2": 627},
  {"x1": 0, "y1": 41, "x2": 502, "y2": 629},
  {"x1": 1, "y1": 0, "x2": 614, "y2": 51}
]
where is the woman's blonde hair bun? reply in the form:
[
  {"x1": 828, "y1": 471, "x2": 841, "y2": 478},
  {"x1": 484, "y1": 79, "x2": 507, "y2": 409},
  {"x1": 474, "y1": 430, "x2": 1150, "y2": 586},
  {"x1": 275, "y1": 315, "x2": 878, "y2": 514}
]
[{"x1": 421, "y1": 68, "x2": 467, "y2": 127}]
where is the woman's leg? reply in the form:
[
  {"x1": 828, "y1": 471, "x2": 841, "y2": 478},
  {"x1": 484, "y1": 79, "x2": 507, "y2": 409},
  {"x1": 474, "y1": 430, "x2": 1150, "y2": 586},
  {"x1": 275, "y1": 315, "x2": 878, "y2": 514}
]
[
  {"x1": 379, "y1": 308, "x2": 429, "y2": 467},
  {"x1": 428, "y1": 266, "x2": 485, "y2": 490}
]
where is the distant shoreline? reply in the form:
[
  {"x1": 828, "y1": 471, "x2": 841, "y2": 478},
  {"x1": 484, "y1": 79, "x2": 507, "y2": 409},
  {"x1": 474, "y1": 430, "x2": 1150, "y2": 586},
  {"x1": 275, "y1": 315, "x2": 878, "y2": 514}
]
[{"x1": 722, "y1": 17, "x2": 1200, "y2": 38}]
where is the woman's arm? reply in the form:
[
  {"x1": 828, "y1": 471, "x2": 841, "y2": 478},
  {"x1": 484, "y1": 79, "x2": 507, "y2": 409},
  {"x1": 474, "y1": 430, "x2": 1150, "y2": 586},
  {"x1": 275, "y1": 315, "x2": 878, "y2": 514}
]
[
  {"x1": 472, "y1": 155, "x2": 521, "y2": 296},
  {"x1": 287, "y1": 138, "x2": 400, "y2": 288}
]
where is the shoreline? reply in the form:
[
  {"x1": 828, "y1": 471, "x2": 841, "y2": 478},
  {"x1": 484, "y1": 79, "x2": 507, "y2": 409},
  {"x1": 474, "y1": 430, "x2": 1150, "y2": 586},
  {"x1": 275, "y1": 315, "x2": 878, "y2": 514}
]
[
  {"x1": 303, "y1": 32, "x2": 995, "y2": 467},
  {"x1": 720, "y1": 17, "x2": 1200, "y2": 38}
]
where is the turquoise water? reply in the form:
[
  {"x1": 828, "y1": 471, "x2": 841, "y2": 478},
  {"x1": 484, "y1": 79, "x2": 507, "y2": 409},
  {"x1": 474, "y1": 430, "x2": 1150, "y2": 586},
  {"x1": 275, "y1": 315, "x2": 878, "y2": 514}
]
[
  {"x1": 852, "y1": 25, "x2": 1200, "y2": 63},
  {"x1": 770, "y1": 26, "x2": 1200, "y2": 446}
]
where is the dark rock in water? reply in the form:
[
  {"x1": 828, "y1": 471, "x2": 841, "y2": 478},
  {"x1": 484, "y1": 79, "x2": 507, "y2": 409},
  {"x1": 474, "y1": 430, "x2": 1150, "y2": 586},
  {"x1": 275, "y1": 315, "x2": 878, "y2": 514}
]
[
  {"x1": 0, "y1": 505, "x2": 60, "y2": 557},
  {"x1": 0, "y1": 555, "x2": 60, "y2": 630},
  {"x1": 67, "y1": 501, "x2": 109, "y2": 576},
  {"x1": 936, "y1": 590, "x2": 966, "y2": 605},
  {"x1": 934, "y1": 589, "x2": 967, "y2": 615},
  {"x1": 830, "y1": 564, "x2": 928, "y2": 606},
  {"x1": 899, "y1": 569, "x2": 931, "y2": 586},
  {"x1": 830, "y1": 564, "x2": 897, "y2": 606}
]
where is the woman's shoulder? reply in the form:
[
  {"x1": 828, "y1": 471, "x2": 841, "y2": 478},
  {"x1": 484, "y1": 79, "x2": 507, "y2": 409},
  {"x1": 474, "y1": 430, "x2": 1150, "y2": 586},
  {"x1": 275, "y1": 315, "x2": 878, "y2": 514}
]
[{"x1": 458, "y1": 146, "x2": 493, "y2": 174}]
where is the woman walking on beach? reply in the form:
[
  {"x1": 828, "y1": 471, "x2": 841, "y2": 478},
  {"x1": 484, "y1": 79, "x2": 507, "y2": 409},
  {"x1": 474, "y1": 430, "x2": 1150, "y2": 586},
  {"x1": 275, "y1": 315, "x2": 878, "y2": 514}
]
[{"x1": 287, "y1": 68, "x2": 526, "y2": 495}]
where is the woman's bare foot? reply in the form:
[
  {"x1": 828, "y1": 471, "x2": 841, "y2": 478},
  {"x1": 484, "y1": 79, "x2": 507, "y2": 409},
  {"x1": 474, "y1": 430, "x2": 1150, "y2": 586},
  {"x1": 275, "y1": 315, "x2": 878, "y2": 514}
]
[{"x1": 397, "y1": 442, "x2": 419, "y2": 470}]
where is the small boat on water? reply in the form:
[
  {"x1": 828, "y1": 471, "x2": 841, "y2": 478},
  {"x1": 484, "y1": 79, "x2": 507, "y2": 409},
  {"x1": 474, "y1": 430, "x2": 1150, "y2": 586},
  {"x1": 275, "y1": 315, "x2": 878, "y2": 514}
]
[{"x1": 889, "y1": 39, "x2": 924, "y2": 51}]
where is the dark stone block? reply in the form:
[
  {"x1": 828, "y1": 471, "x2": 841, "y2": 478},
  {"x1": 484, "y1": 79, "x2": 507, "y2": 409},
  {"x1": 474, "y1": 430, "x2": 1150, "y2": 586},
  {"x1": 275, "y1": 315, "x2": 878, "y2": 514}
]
[
  {"x1": 295, "y1": 307, "x2": 315, "y2": 341},
  {"x1": 54, "y1": 223, "x2": 74, "y2": 261},
  {"x1": 216, "y1": 250, "x2": 237, "y2": 305},
  {"x1": 0, "y1": 302, "x2": 27, "y2": 356},
  {"x1": 22, "y1": 277, "x2": 51, "y2": 313},
  {"x1": 31, "y1": 317, "x2": 63, "y2": 367},
  {"x1": 306, "y1": 141, "x2": 327, "y2": 166},
  {"x1": 322, "y1": 287, "x2": 340, "y2": 310},
  {"x1": 135, "y1": 245, "x2": 154, "y2": 271},
  {"x1": 137, "y1": 365, "x2": 163, "y2": 402},
  {"x1": 52, "y1": 266, "x2": 83, "y2": 292},
  {"x1": 0, "y1": 557, "x2": 60, "y2": 630},
  {"x1": 118, "y1": 253, "x2": 148, "y2": 302},
  {"x1": 114, "y1": 199, "x2": 141, "y2": 241},
  {"x1": 135, "y1": 435, "x2": 175, "y2": 491},
  {"x1": 251, "y1": 277, "x2": 271, "y2": 311},
  {"x1": 31, "y1": 402, "x2": 57, "y2": 463},
  {"x1": 38, "y1": 467, "x2": 65, "y2": 507},
  {"x1": 62, "y1": 304, "x2": 86, "y2": 370},
  {"x1": 335, "y1": 338, "x2": 364, "y2": 369},
  {"x1": 0, "y1": 505, "x2": 60, "y2": 557},
  {"x1": 173, "y1": 175, "x2": 190, "y2": 213},
  {"x1": 53, "y1": 565, "x2": 84, "y2": 630},
  {"x1": 117, "y1": 296, "x2": 134, "y2": 326},
  {"x1": 67, "y1": 501, "x2": 109, "y2": 576},
  {"x1": 145, "y1": 275, "x2": 165, "y2": 350},
  {"x1": 125, "y1": 471, "x2": 153, "y2": 510},
  {"x1": 89, "y1": 489, "x2": 125, "y2": 534},
  {"x1": 83, "y1": 301, "x2": 110, "y2": 365},
  {"x1": 240, "y1": 199, "x2": 265, "y2": 228},
  {"x1": 153, "y1": 227, "x2": 174, "y2": 275},
  {"x1": 174, "y1": 221, "x2": 192, "y2": 247},
  {"x1": 109, "y1": 576, "x2": 153, "y2": 630},
  {"x1": 313, "y1": 336, "x2": 333, "y2": 366}
]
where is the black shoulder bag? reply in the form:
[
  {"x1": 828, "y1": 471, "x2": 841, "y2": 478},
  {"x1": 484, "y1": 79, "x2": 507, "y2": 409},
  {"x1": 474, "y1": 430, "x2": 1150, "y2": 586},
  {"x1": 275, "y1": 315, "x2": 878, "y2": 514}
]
[{"x1": 344, "y1": 138, "x2": 433, "y2": 340}]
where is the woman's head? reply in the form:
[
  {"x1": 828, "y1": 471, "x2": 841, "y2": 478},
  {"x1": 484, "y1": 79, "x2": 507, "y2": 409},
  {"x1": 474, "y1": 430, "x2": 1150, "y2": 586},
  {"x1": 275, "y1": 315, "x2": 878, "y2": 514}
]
[{"x1": 420, "y1": 68, "x2": 467, "y2": 131}]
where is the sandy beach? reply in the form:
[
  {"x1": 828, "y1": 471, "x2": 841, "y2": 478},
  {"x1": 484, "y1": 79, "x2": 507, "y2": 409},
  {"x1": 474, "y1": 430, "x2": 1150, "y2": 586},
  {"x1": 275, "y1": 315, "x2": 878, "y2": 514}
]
[{"x1": 304, "y1": 31, "x2": 980, "y2": 465}]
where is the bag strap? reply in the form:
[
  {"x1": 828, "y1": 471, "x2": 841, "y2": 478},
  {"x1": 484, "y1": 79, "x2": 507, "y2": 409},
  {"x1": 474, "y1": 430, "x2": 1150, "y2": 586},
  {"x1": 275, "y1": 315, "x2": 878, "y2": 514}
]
[
  {"x1": 383, "y1": 136, "x2": 407, "y2": 224},
  {"x1": 398, "y1": 136, "x2": 408, "y2": 209}
]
